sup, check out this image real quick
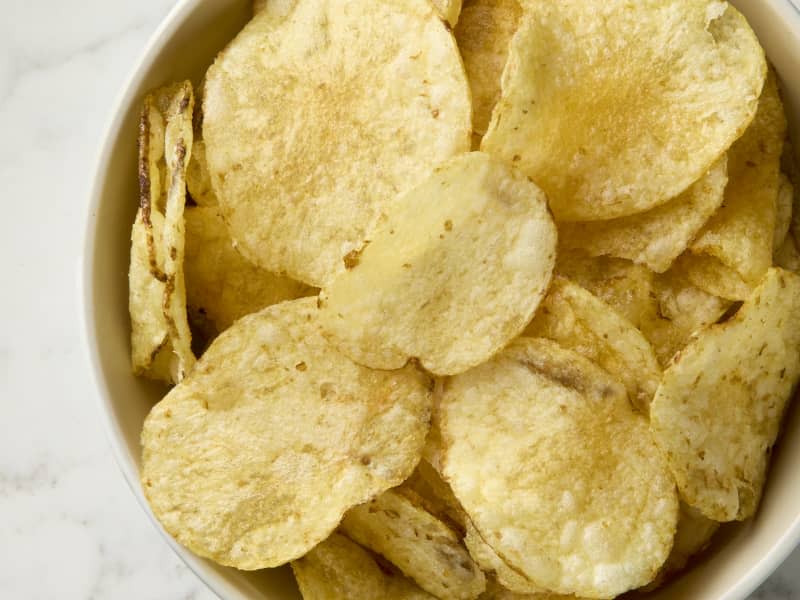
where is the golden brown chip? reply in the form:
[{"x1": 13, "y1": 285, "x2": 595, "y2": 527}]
[
  {"x1": 129, "y1": 81, "x2": 196, "y2": 383},
  {"x1": 340, "y1": 489, "x2": 485, "y2": 599},
  {"x1": 650, "y1": 268, "x2": 800, "y2": 521},
  {"x1": 441, "y1": 337, "x2": 678, "y2": 598},
  {"x1": 184, "y1": 206, "x2": 315, "y2": 333},
  {"x1": 455, "y1": 0, "x2": 523, "y2": 136},
  {"x1": 775, "y1": 234, "x2": 800, "y2": 273},
  {"x1": 524, "y1": 277, "x2": 661, "y2": 413},
  {"x1": 689, "y1": 70, "x2": 787, "y2": 288},
  {"x1": 141, "y1": 298, "x2": 432, "y2": 569},
  {"x1": 559, "y1": 157, "x2": 728, "y2": 272},
  {"x1": 319, "y1": 152, "x2": 556, "y2": 376},
  {"x1": 204, "y1": 0, "x2": 471, "y2": 286},
  {"x1": 291, "y1": 533, "x2": 435, "y2": 599},
  {"x1": 482, "y1": 0, "x2": 765, "y2": 221}
]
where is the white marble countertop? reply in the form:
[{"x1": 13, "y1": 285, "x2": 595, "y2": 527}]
[{"x1": 0, "y1": 1, "x2": 798, "y2": 598}]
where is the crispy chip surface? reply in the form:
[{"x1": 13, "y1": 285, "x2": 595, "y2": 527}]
[
  {"x1": 141, "y1": 298, "x2": 432, "y2": 569},
  {"x1": 184, "y1": 206, "x2": 315, "y2": 332},
  {"x1": 559, "y1": 158, "x2": 728, "y2": 272},
  {"x1": 291, "y1": 533, "x2": 435, "y2": 599},
  {"x1": 204, "y1": 0, "x2": 471, "y2": 286},
  {"x1": 319, "y1": 152, "x2": 556, "y2": 376},
  {"x1": 441, "y1": 338, "x2": 678, "y2": 597},
  {"x1": 525, "y1": 277, "x2": 661, "y2": 413},
  {"x1": 690, "y1": 70, "x2": 786, "y2": 286},
  {"x1": 341, "y1": 489, "x2": 485, "y2": 599},
  {"x1": 650, "y1": 268, "x2": 800, "y2": 521},
  {"x1": 455, "y1": 0, "x2": 523, "y2": 136},
  {"x1": 481, "y1": 0, "x2": 765, "y2": 221}
]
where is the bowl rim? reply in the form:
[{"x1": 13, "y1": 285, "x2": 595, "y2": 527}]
[{"x1": 80, "y1": 1, "x2": 800, "y2": 599}]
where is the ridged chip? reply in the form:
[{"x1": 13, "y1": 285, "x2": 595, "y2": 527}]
[
  {"x1": 525, "y1": 277, "x2": 661, "y2": 413},
  {"x1": 340, "y1": 488, "x2": 485, "y2": 599},
  {"x1": 291, "y1": 533, "x2": 435, "y2": 599},
  {"x1": 481, "y1": 0, "x2": 765, "y2": 221},
  {"x1": 184, "y1": 206, "x2": 315, "y2": 333},
  {"x1": 455, "y1": 0, "x2": 523, "y2": 136},
  {"x1": 440, "y1": 337, "x2": 678, "y2": 598},
  {"x1": 141, "y1": 298, "x2": 432, "y2": 569},
  {"x1": 129, "y1": 81, "x2": 196, "y2": 383},
  {"x1": 650, "y1": 268, "x2": 800, "y2": 521},
  {"x1": 203, "y1": 0, "x2": 471, "y2": 286},
  {"x1": 689, "y1": 70, "x2": 786, "y2": 288},
  {"x1": 319, "y1": 152, "x2": 556, "y2": 376},
  {"x1": 559, "y1": 157, "x2": 728, "y2": 273}
]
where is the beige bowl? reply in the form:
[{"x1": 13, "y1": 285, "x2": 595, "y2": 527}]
[{"x1": 82, "y1": 1, "x2": 800, "y2": 598}]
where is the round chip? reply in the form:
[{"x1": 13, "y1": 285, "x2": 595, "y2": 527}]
[
  {"x1": 440, "y1": 338, "x2": 678, "y2": 598},
  {"x1": 141, "y1": 298, "x2": 432, "y2": 569},
  {"x1": 204, "y1": 0, "x2": 471, "y2": 286},
  {"x1": 319, "y1": 152, "x2": 556, "y2": 376},
  {"x1": 650, "y1": 268, "x2": 800, "y2": 521},
  {"x1": 481, "y1": 0, "x2": 766, "y2": 221}
]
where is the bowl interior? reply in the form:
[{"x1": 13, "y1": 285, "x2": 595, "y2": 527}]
[{"x1": 84, "y1": 1, "x2": 800, "y2": 598}]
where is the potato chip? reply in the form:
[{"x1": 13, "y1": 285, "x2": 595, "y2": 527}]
[
  {"x1": 404, "y1": 459, "x2": 467, "y2": 533},
  {"x1": 455, "y1": 0, "x2": 523, "y2": 136},
  {"x1": 689, "y1": 70, "x2": 786, "y2": 287},
  {"x1": 319, "y1": 152, "x2": 555, "y2": 376},
  {"x1": 677, "y1": 252, "x2": 753, "y2": 301},
  {"x1": 559, "y1": 157, "x2": 728, "y2": 273},
  {"x1": 479, "y1": 576, "x2": 579, "y2": 599},
  {"x1": 481, "y1": 0, "x2": 765, "y2": 221},
  {"x1": 203, "y1": 0, "x2": 471, "y2": 286},
  {"x1": 650, "y1": 268, "x2": 800, "y2": 521},
  {"x1": 774, "y1": 173, "x2": 794, "y2": 251},
  {"x1": 524, "y1": 277, "x2": 661, "y2": 413},
  {"x1": 441, "y1": 337, "x2": 678, "y2": 597},
  {"x1": 186, "y1": 139, "x2": 217, "y2": 206},
  {"x1": 433, "y1": 0, "x2": 463, "y2": 26},
  {"x1": 291, "y1": 533, "x2": 435, "y2": 599},
  {"x1": 184, "y1": 206, "x2": 315, "y2": 333},
  {"x1": 340, "y1": 488, "x2": 485, "y2": 599},
  {"x1": 141, "y1": 298, "x2": 432, "y2": 569},
  {"x1": 129, "y1": 82, "x2": 196, "y2": 383}
]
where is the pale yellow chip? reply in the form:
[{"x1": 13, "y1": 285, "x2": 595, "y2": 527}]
[
  {"x1": 184, "y1": 206, "x2": 315, "y2": 333},
  {"x1": 677, "y1": 252, "x2": 753, "y2": 301},
  {"x1": 524, "y1": 277, "x2": 661, "y2": 413},
  {"x1": 650, "y1": 268, "x2": 800, "y2": 521},
  {"x1": 690, "y1": 70, "x2": 787, "y2": 287},
  {"x1": 432, "y1": 0, "x2": 463, "y2": 26},
  {"x1": 129, "y1": 82, "x2": 196, "y2": 383},
  {"x1": 319, "y1": 152, "x2": 556, "y2": 376},
  {"x1": 141, "y1": 298, "x2": 432, "y2": 569},
  {"x1": 291, "y1": 533, "x2": 435, "y2": 600},
  {"x1": 455, "y1": 0, "x2": 523, "y2": 136},
  {"x1": 774, "y1": 173, "x2": 794, "y2": 251},
  {"x1": 441, "y1": 337, "x2": 678, "y2": 598},
  {"x1": 481, "y1": 0, "x2": 765, "y2": 221},
  {"x1": 204, "y1": 0, "x2": 471, "y2": 286},
  {"x1": 340, "y1": 489, "x2": 485, "y2": 599},
  {"x1": 559, "y1": 157, "x2": 728, "y2": 273}
]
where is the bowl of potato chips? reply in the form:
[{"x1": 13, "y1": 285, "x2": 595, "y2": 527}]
[{"x1": 84, "y1": 0, "x2": 800, "y2": 598}]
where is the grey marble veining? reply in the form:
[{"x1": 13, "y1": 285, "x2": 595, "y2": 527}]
[{"x1": 0, "y1": 1, "x2": 798, "y2": 598}]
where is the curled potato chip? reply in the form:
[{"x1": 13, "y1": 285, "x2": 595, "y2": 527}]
[
  {"x1": 319, "y1": 152, "x2": 556, "y2": 376},
  {"x1": 690, "y1": 71, "x2": 786, "y2": 287},
  {"x1": 651, "y1": 268, "x2": 800, "y2": 521},
  {"x1": 455, "y1": 0, "x2": 523, "y2": 136},
  {"x1": 129, "y1": 82, "x2": 196, "y2": 383},
  {"x1": 774, "y1": 173, "x2": 794, "y2": 251},
  {"x1": 184, "y1": 206, "x2": 315, "y2": 333},
  {"x1": 340, "y1": 488, "x2": 485, "y2": 599},
  {"x1": 525, "y1": 277, "x2": 661, "y2": 413},
  {"x1": 204, "y1": 0, "x2": 471, "y2": 286},
  {"x1": 482, "y1": 0, "x2": 765, "y2": 221},
  {"x1": 141, "y1": 298, "x2": 432, "y2": 569},
  {"x1": 559, "y1": 158, "x2": 728, "y2": 273},
  {"x1": 441, "y1": 337, "x2": 678, "y2": 598},
  {"x1": 291, "y1": 533, "x2": 435, "y2": 599}
]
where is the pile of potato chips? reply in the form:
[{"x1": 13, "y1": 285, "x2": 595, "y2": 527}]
[{"x1": 129, "y1": 0, "x2": 800, "y2": 598}]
